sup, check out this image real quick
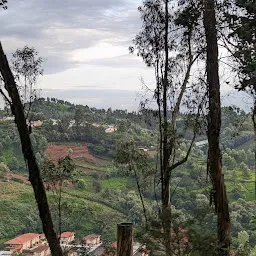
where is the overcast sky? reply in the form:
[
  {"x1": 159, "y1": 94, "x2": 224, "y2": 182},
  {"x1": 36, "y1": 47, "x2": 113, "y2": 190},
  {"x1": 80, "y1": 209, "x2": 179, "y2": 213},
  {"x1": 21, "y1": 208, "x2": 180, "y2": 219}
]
[{"x1": 0, "y1": 0, "x2": 249, "y2": 111}]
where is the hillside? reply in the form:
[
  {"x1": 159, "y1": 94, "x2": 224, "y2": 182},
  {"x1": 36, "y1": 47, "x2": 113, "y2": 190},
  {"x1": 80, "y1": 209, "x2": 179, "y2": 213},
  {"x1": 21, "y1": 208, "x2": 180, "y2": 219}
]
[
  {"x1": 0, "y1": 179, "x2": 127, "y2": 243},
  {"x1": 0, "y1": 100, "x2": 256, "y2": 251}
]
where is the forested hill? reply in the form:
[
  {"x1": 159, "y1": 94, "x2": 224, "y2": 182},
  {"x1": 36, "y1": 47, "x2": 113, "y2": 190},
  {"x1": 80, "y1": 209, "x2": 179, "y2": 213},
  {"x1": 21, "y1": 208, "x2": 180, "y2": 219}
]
[
  {"x1": 0, "y1": 99, "x2": 254, "y2": 171},
  {"x1": 28, "y1": 97, "x2": 157, "y2": 128},
  {"x1": 0, "y1": 98, "x2": 255, "y2": 251}
]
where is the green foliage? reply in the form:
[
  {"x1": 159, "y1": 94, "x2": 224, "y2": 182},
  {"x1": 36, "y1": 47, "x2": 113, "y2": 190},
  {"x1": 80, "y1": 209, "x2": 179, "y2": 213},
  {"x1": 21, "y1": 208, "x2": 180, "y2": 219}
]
[
  {"x1": 12, "y1": 46, "x2": 43, "y2": 105},
  {"x1": 1, "y1": 95, "x2": 256, "y2": 254},
  {"x1": 102, "y1": 177, "x2": 130, "y2": 190},
  {"x1": 93, "y1": 179, "x2": 102, "y2": 193},
  {"x1": 225, "y1": 0, "x2": 256, "y2": 92},
  {"x1": 75, "y1": 179, "x2": 86, "y2": 190},
  {"x1": 41, "y1": 155, "x2": 75, "y2": 184},
  {"x1": 0, "y1": 162, "x2": 9, "y2": 179}
]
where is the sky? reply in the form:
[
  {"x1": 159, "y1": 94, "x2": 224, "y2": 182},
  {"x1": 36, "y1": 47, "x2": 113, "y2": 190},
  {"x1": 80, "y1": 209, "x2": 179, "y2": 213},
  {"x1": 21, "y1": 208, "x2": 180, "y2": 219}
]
[{"x1": 0, "y1": 0, "x2": 250, "y2": 111}]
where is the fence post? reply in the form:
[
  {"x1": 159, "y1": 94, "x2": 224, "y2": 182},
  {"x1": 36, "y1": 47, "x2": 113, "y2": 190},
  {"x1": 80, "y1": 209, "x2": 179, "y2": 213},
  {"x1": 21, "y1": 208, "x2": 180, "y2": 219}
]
[{"x1": 117, "y1": 222, "x2": 133, "y2": 256}]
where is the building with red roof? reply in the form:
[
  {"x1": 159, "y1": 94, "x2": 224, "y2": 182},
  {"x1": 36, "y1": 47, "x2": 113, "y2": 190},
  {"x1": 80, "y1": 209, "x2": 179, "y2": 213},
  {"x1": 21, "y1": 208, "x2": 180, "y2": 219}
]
[
  {"x1": 59, "y1": 232, "x2": 75, "y2": 245},
  {"x1": 4, "y1": 233, "x2": 41, "y2": 251},
  {"x1": 82, "y1": 234, "x2": 101, "y2": 246}
]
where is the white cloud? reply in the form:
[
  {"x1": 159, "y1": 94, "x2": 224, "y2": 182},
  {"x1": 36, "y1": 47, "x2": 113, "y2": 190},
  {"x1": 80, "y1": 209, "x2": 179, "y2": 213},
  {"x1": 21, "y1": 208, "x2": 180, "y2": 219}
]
[
  {"x1": 40, "y1": 63, "x2": 155, "y2": 91},
  {"x1": 70, "y1": 42, "x2": 128, "y2": 62}
]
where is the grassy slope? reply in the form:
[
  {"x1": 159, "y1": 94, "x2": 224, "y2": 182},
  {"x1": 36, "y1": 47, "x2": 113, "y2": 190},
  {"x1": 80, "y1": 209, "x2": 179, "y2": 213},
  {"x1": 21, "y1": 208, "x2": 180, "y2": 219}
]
[
  {"x1": 0, "y1": 178, "x2": 126, "y2": 243},
  {"x1": 235, "y1": 139, "x2": 254, "y2": 151},
  {"x1": 0, "y1": 141, "x2": 139, "y2": 243}
]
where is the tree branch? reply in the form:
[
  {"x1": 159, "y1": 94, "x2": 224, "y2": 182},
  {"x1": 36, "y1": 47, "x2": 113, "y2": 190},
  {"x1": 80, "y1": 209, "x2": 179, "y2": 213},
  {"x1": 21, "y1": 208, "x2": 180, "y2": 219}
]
[{"x1": 169, "y1": 132, "x2": 196, "y2": 172}]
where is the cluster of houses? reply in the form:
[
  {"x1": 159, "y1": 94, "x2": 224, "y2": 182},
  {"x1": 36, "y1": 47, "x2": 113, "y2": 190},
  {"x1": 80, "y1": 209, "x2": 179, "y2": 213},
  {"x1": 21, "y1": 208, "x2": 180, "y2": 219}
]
[
  {"x1": 1, "y1": 232, "x2": 148, "y2": 256},
  {"x1": 49, "y1": 118, "x2": 117, "y2": 133},
  {"x1": 0, "y1": 117, "x2": 43, "y2": 128},
  {"x1": 0, "y1": 116, "x2": 117, "y2": 133},
  {"x1": 0, "y1": 232, "x2": 101, "y2": 256}
]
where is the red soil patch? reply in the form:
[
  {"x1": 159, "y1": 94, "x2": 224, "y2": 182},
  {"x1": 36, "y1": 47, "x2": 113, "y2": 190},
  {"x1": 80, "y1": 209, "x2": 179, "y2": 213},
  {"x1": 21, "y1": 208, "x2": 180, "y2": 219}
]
[
  {"x1": 45, "y1": 179, "x2": 75, "y2": 190},
  {"x1": 46, "y1": 144, "x2": 100, "y2": 163},
  {"x1": 7, "y1": 172, "x2": 75, "y2": 189},
  {"x1": 8, "y1": 172, "x2": 29, "y2": 183}
]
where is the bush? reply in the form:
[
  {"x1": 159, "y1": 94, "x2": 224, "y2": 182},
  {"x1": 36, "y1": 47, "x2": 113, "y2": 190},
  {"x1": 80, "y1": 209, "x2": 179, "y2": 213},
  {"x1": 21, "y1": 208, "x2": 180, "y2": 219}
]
[
  {"x1": 11, "y1": 177, "x2": 24, "y2": 184},
  {"x1": 75, "y1": 179, "x2": 86, "y2": 190}
]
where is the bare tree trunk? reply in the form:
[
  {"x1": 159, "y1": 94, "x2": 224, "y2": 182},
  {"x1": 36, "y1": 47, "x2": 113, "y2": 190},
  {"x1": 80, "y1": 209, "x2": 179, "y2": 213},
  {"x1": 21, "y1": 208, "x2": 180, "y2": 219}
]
[
  {"x1": 252, "y1": 98, "x2": 256, "y2": 200},
  {"x1": 202, "y1": 1, "x2": 230, "y2": 255},
  {"x1": 0, "y1": 42, "x2": 63, "y2": 256},
  {"x1": 58, "y1": 181, "x2": 63, "y2": 238},
  {"x1": 117, "y1": 223, "x2": 133, "y2": 256},
  {"x1": 161, "y1": 0, "x2": 173, "y2": 255},
  {"x1": 132, "y1": 166, "x2": 148, "y2": 224}
]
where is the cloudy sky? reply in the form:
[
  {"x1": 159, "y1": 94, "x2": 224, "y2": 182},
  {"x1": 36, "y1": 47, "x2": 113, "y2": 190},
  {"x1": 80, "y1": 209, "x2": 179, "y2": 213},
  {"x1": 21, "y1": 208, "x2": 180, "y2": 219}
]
[{"x1": 0, "y1": 0, "x2": 249, "y2": 111}]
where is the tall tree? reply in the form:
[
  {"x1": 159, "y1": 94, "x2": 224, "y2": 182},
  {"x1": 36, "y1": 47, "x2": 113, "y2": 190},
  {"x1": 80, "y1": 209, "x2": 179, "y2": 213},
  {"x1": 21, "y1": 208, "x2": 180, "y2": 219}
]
[
  {"x1": 0, "y1": 42, "x2": 63, "y2": 256},
  {"x1": 115, "y1": 138, "x2": 152, "y2": 224},
  {"x1": 203, "y1": 0, "x2": 230, "y2": 254},
  {"x1": 11, "y1": 46, "x2": 43, "y2": 116},
  {"x1": 131, "y1": 0, "x2": 204, "y2": 254},
  {"x1": 42, "y1": 155, "x2": 76, "y2": 237},
  {"x1": 224, "y1": 0, "x2": 256, "y2": 198}
]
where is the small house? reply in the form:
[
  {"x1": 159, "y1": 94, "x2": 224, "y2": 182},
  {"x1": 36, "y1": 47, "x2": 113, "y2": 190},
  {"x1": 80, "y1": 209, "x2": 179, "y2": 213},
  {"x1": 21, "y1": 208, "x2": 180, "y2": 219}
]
[
  {"x1": 59, "y1": 232, "x2": 75, "y2": 245},
  {"x1": 22, "y1": 245, "x2": 50, "y2": 256},
  {"x1": 82, "y1": 234, "x2": 101, "y2": 246},
  {"x1": 4, "y1": 233, "x2": 41, "y2": 251}
]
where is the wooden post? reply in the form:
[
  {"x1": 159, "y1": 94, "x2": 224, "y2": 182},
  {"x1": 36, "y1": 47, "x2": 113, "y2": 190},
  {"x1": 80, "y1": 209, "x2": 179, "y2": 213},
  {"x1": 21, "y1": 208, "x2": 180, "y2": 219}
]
[{"x1": 117, "y1": 222, "x2": 133, "y2": 256}]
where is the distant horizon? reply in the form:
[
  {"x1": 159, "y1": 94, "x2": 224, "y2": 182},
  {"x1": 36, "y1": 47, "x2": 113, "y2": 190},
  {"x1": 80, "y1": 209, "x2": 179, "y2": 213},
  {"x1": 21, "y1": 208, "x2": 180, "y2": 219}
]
[{"x1": 38, "y1": 88, "x2": 252, "y2": 113}]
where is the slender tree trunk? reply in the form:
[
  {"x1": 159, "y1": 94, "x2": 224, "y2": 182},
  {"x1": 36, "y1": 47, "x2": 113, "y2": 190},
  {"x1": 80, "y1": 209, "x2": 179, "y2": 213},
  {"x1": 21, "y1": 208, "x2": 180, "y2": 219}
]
[
  {"x1": 252, "y1": 97, "x2": 256, "y2": 200},
  {"x1": 203, "y1": 1, "x2": 230, "y2": 255},
  {"x1": 0, "y1": 42, "x2": 63, "y2": 256},
  {"x1": 161, "y1": 0, "x2": 172, "y2": 255},
  {"x1": 132, "y1": 166, "x2": 148, "y2": 224},
  {"x1": 58, "y1": 181, "x2": 63, "y2": 238}
]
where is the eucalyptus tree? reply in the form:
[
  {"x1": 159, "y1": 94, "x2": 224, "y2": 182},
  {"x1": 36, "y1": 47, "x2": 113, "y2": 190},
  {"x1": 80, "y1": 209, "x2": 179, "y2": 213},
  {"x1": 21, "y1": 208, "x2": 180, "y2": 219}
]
[
  {"x1": 41, "y1": 156, "x2": 76, "y2": 237},
  {"x1": 130, "y1": 0, "x2": 204, "y2": 254},
  {"x1": 224, "y1": 0, "x2": 256, "y2": 198},
  {"x1": 203, "y1": 0, "x2": 230, "y2": 254},
  {"x1": 0, "y1": 43, "x2": 63, "y2": 256},
  {"x1": 115, "y1": 137, "x2": 152, "y2": 224},
  {"x1": 11, "y1": 46, "x2": 43, "y2": 118}
]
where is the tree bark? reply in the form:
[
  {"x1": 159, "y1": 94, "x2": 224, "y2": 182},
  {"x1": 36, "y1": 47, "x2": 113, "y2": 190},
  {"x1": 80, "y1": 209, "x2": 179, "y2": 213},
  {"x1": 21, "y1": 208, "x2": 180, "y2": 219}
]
[
  {"x1": 252, "y1": 97, "x2": 256, "y2": 200},
  {"x1": 0, "y1": 42, "x2": 63, "y2": 256},
  {"x1": 202, "y1": 1, "x2": 230, "y2": 255},
  {"x1": 117, "y1": 223, "x2": 133, "y2": 256},
  {"x1": 161, "y1": 0, "x2": 173, "y2": 255}
]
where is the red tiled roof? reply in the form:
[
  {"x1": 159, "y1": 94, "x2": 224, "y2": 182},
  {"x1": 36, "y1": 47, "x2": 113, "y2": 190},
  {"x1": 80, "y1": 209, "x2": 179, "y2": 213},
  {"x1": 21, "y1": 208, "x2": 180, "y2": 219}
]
[
  {"x1": 59, "y1": 232, "x2": 75, "y2": 238},
  {"x1": 4, "y1": 233, "x2": 40, "y2": 245},
  {"x1": 13, "y1": 244, "x2": 22, "y2": 251}
]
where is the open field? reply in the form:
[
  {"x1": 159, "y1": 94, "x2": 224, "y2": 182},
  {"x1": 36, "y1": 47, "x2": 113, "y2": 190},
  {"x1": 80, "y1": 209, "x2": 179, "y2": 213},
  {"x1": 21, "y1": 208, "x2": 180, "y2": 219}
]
[{"x1": 46, "y1": 144, "x2": 102, "y2": 163}]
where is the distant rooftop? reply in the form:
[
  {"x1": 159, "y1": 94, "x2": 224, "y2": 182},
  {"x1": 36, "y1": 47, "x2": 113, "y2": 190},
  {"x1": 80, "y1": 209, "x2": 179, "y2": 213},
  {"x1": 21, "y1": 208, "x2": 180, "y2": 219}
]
[
  {"x1": 4, "y1": 233, "x2": 40, "y2": 245},
  {"x1": 59, "y1": 232, "x2": 75, "y2": 238}
]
